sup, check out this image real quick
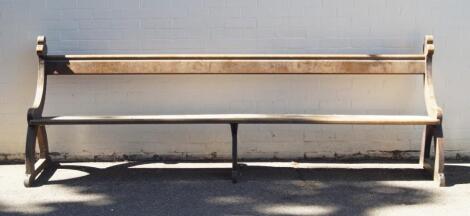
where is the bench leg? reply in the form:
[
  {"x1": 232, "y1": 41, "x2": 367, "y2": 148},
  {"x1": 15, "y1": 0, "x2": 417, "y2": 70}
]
[
  {"x1": 230, "y1": 123, "x2": 239, "y2": 183},
  {"x1": 24, "y1": 125, "x2": 51, "y2": 187},
  {"x1": 37, "y1": 126, "x2": 50, "y2": 160},
  {"x1": 433, "y1": 125, "x2": 445, "y2": 187},
  {"x1": 419, "y1": 125, "x2": 432, "y2": 168}
]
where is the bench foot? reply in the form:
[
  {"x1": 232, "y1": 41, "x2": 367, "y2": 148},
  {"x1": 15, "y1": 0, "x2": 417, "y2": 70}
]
[
  {"x1": 433, "y1": 133, "x2": 445, "y2": 187},
  {"x1": 420, "y1": 125, "x2": 445, "y2": 187},
  {"x1": 24, "y1": 158, "x2": 50, "y2": 187},
  {"x1": 25, "y1": 125, "x2": 51, "y2": 187},
  {"x1": 435, "y1": 173, "x2": 445, "y2": 187},
  {"x1": 24, "y1": 174, "x2": 34, "y2": 187}
]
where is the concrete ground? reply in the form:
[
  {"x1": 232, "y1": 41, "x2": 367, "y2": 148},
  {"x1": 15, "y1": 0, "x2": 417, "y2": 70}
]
[{"x1": 0, "y1": 161, "x2": 469, "y2": 216}]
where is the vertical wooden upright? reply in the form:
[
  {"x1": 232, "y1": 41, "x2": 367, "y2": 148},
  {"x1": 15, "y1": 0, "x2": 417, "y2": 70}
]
[
  {"x1": 24, "y1": 36, "x2": 51, "y2": 187},
  {"x1": 422, "y1": 35, "x2": 445, "y2": 186}
]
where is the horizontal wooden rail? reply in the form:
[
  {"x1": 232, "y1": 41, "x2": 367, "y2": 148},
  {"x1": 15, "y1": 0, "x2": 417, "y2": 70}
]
[
  {"x1": 30, "y1": 114, "x2": 440, "y2": 125},
  {"x1": 46, "y1": 59, "x2": 426, "y2": 75}
]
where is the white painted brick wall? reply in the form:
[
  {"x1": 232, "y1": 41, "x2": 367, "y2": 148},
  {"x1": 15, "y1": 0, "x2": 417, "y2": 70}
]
[{"x1": 0, "y1": 0, "x2": 469, "y2": 161}]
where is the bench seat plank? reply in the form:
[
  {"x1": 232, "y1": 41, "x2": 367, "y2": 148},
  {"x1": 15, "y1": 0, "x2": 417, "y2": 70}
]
[
  {"x1": 30, "y1": 114, "x2": 439, "y2": 125},
  {"x1": 48, "y1": 54, "x2": 426, "y2": 60}
]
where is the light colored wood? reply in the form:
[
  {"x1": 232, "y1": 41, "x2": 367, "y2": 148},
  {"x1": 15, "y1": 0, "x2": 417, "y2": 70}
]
[
  {"x1": 434, "y1": 136, "x2": 445, "y2": 186},
  {"x1": 423, "y1": 35, "x2": 443, "y2": 120},
  {"x1": 37, "y1": 126, "x2": 49, "y2": 159},
  {"x1": 47, "y1": 54, "x2": 426, "y2": 60},
  {"x1": 421, "y1": 35, "x2": 445, "y2": 187},
  {"x1": 433, "y1": 124, "x2": 445, "y2": 187},
  {"x1": 422, "y1": 124, "x2": 445, "y2": 187},
  {"x1": 419, "y1": 125, "x2": 432, "y2": 167},
  {"x1": 36, "y1": 36, "x2": 46, "y2": 57},
  {"x1": 423, "y1": 158, "x2": 433, "y2": 171},
  {"x1": 46, "y1": 59, "x2": 426, "y2": 75},
  {"x1": 30, "y1": 114, "x2": 440, "y2": 125}
]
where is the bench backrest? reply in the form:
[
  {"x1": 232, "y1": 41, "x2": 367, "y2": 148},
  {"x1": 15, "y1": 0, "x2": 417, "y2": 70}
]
[
  {"x1": 31, "y1": 35, "x2": 440, "y2": 121},
  {"x1": 37, "y1": 36, "x2": 434, "y2": 75}
]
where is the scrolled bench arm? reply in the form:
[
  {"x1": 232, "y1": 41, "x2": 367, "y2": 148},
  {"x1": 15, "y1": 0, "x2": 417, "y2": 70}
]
[
  {"x1": 27, "y1": 36, "x2": 48, "y2": 122},
  {"x1": 423, "y1": 35, "x2": 443, "y2": 123}
]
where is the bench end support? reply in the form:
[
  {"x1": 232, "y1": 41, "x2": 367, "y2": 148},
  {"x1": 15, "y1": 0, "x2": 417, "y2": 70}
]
[
  {"x1": 420, "y1": 124, "x2": 445, "y2": 187},
  {"x1": 24, "y1": 125, "x2": 51, "y2": 187}
]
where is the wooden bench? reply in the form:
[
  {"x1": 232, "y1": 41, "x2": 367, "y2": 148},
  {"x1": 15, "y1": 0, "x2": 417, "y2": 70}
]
[{"x1": 25, "y1": 35, "x2": 445, "y2": 187}]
